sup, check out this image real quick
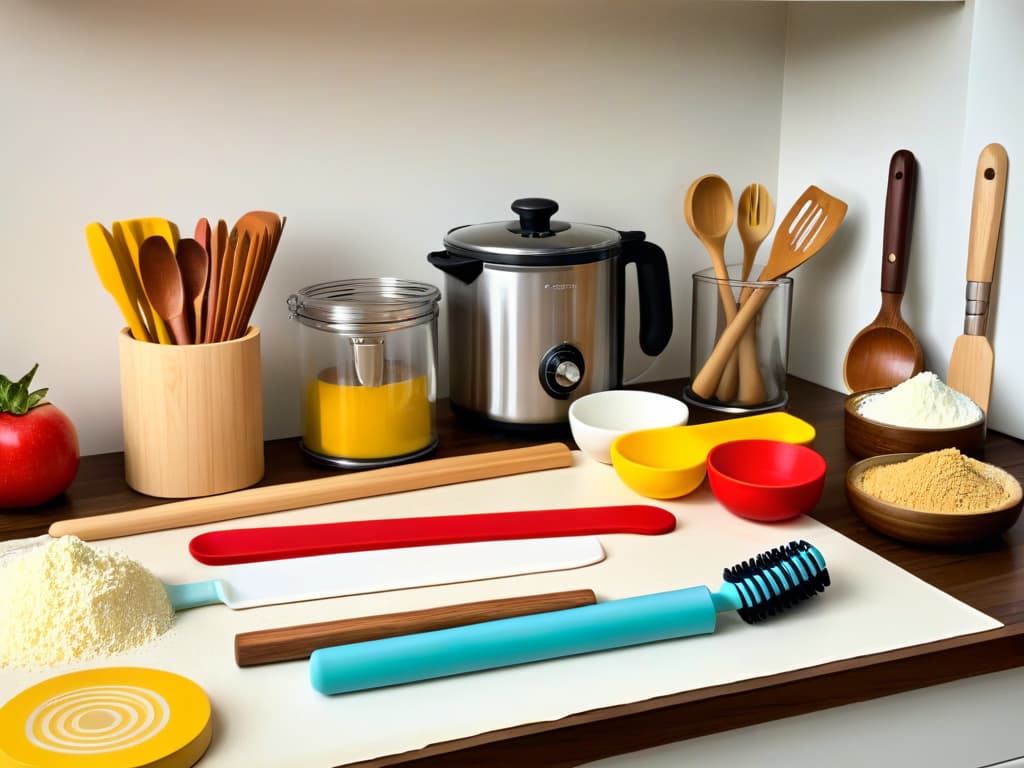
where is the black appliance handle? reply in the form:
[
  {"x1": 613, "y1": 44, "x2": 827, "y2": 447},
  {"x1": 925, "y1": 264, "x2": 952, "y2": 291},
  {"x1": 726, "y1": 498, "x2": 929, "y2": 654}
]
[
  {"x1": 427, "y1": 250, "x2": 483, "y2": 285},
  {"x1": 619, "y1": 231, "x2": 673, "y2": 357}
]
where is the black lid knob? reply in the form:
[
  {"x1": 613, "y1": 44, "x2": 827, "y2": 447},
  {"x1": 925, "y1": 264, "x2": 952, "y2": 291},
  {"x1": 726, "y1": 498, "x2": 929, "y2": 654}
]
[{"x1": 511, "y1": 198, "x2": 559, "y2": 237}]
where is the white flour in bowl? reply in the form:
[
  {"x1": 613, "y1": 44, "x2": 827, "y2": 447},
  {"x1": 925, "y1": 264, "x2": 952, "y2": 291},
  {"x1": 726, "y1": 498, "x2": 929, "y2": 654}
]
[
  {"x1": 0, "y1": 535, "x2": 174, "y2": 668},
  {"x1": 857, "y1": 371, "x2": 983, "y2": 429}
]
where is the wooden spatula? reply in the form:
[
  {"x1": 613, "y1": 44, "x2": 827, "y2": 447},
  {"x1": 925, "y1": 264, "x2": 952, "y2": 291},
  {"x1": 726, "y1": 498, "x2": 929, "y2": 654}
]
[
  {"x1": 690, "y1": 185, "x2": 848, "y2": 401},
  {"x1": 948, "y1": 143, "x2": 1009, "y2": 414}
]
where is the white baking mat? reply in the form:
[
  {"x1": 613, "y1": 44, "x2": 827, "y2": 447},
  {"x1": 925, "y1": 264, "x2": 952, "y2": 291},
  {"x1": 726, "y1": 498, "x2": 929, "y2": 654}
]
[{"x1": 0, "y1": 451, "x2": 1002, "y2": 766}]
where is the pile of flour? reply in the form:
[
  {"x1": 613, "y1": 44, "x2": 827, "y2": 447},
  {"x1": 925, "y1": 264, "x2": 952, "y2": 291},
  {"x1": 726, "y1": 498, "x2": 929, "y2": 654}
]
[{"x1": 856, "y1": 371, "x2": 983, "y2": 429}]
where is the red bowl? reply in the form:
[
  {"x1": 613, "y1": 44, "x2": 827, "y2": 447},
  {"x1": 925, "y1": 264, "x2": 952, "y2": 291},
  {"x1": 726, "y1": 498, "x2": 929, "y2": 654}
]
[{"x1": 706, "y1": 439, "x2": 827, "y2": 522}]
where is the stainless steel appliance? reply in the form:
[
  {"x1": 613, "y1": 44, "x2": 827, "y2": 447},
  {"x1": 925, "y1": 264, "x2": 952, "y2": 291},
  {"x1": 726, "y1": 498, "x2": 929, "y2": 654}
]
[{"x1": 428, "y1": 197, "x2": 672, "y2": 428}]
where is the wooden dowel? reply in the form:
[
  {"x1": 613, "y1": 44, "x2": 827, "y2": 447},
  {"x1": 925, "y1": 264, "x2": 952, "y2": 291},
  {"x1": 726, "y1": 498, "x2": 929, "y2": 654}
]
[
  {"x1": 49, "y1": 443, "x2": 573, "y2": 541},
  {"x1": 234, "y1": 589, "x2": 598, "y2": 667}
]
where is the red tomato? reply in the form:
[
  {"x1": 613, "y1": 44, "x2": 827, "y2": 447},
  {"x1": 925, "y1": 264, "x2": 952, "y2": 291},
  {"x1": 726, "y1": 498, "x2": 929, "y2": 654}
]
[{"x1": 0, "y1": 366, "x2": 80, "y2": 508}]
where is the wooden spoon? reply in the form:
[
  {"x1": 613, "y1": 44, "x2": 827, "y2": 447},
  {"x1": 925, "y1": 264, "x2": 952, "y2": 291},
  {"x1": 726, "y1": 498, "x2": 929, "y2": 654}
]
[
  {"x1": 176, "y1": 238, "x2": 209, "y2": 344},
  {"x1": 139, "y1": 236, "x2": 191, "y2": 345},
  {"x1": 690, "y1": 185, "x2": 849, "y2": 400},
  {"x1": 684, "y1": 175, "x2": 741, "y2": 401},
  {"x1": 204, "y1": 220, "x2": 228, "y2": 343},
  {"x1": 843, "y1": 150, "x2": 923, "y2": 392}
]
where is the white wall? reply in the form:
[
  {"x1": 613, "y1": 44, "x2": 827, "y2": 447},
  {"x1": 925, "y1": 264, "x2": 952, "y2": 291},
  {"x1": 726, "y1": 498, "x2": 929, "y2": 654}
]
[
  {"x1": 778, "y1": 0, "x2": 1024, "y2": 439},
  {"x1": 3, "y1": 0, "x2": 1020, "y2": 456},
  {"x1": 0, "y1": 0, "x2": 788, "y2": 455}
]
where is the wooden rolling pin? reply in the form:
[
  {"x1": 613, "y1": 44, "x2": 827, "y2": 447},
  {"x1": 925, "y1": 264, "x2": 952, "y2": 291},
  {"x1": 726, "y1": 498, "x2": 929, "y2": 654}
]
[
  {"x1": 49, "y1": 443, "x2": 573, "y2": 541},
  {"x1": 235, "y1": 589, "x2": 598, "y2": 667}
]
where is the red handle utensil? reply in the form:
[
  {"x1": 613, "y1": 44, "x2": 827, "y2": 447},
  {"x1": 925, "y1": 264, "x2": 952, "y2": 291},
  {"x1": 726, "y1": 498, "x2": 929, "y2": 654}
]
[{"x1": 190, "y1": 504, "x2": 676, "y2": 565}]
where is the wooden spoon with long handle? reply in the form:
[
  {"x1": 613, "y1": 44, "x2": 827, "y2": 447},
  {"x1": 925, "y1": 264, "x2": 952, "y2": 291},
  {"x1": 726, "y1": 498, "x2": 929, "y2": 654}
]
[
  {"x1": 842, "y1": 150, "x2": 923, "y2": 392},
  {"x1": 690, "y1": 186, "x2": 848, "y2": 400},
  {"x1": 684, "y1": 175, "x2": 741, "y2": 401},
  {"x1": 948, "y1": 143, "x2": 1009, "y2": 414},
  {"x1": 176, "y1": 238, "x2": 209, "y2": 344},
  {"x1": 139, "y1": 236, "x2": 191, "y2": 345}
]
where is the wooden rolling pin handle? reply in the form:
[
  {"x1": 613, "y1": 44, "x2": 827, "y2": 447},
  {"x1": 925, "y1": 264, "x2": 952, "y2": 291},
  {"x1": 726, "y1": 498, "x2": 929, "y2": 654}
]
[
  {"x1": 48, "y1": 442, "x2": 573, "y2": 541},
  {"x1": 234, "y1": 589, "x2": 599, "y2": 667}
]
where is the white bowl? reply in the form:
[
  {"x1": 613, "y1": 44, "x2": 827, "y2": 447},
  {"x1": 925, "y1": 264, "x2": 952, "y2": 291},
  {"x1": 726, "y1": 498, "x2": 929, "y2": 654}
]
[{"x1": 569, "y1": 390, "x2": 690, "y2": 464}]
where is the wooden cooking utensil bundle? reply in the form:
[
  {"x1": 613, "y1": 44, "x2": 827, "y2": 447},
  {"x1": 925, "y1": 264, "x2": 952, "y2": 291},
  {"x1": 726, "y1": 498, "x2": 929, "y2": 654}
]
[
  {"x1": 85, "y1": 211, "x2": 285, "y2": 344},
  {"x1": 686, "y1": 182, "x2": 849, "y2": 404}
]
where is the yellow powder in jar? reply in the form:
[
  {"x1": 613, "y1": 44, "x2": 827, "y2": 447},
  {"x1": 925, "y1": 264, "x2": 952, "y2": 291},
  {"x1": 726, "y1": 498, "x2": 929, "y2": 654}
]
[
  {"x1": 856, "y1": 448, "x2": 1013, "y2": 513},
  {"x1": 0, "y1": 535, "x2": 174, "y2": 668},
  {"x1": 305, "y1": 366, "x2": 433, "y2": 460}
]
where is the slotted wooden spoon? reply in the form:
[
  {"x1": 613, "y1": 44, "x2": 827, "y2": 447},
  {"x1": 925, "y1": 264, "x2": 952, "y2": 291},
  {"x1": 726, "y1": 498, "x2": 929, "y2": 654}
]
[
  {"x1": 730, "y1": 183, "x2": 777, "y2": 404},
  {"x1": 690, "y1": 185, "x2": 849, "y2": 400}
]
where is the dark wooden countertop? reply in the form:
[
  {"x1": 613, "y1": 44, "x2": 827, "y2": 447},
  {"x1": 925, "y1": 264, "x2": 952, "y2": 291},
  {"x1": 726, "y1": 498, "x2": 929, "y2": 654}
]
[{"x1": 4, "y1": 376, "x2": 1024, "y2": 767}]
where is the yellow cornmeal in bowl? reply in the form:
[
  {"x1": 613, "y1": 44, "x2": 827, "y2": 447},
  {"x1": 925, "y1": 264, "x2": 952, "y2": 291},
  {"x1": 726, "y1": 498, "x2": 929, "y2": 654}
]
[
  {"x1": 855, "y1": 448, "x2": 1017, "y2": 514},
  {"x1": 0, "y1": 535, "x2": 174, "y2": 668}
]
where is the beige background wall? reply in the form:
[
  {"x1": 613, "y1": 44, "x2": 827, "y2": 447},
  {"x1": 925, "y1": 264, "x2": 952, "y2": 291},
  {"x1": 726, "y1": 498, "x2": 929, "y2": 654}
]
[{"x1": 2, "y1": 0, "x2": 1020, "y2": 455}]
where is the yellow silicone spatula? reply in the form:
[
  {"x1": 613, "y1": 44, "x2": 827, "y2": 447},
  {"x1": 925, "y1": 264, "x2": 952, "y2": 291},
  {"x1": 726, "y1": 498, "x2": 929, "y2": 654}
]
[
  {"x1": 114, "y1": 218, "x2": 180, "y2": 344},
  {"x1": 85, "y1": 222, "x2": 153, "y2": 342}
]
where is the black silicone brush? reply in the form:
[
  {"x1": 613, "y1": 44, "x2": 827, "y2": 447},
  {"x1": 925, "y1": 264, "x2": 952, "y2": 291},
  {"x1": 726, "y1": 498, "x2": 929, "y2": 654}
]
[{"x1": 310, "y1": 540, "x2": 830, "y2": 694}]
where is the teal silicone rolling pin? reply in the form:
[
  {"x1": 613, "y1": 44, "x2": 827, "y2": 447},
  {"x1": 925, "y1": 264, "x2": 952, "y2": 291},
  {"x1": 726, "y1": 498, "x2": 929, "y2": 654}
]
[{"x1": 310, "y1": 540, "x2": 829, "y2": 695}]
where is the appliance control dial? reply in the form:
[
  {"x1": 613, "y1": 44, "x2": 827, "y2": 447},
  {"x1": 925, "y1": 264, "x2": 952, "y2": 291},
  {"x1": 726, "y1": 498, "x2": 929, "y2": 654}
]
[{"x1": 539, "y1": 344, "x2": 586, "y2": 399}]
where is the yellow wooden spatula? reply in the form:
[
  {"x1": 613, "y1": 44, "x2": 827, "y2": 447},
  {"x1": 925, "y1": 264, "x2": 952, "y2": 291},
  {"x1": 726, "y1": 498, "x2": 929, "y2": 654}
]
[
  {"x1": 85, "y1": 222, "x2": 153, "y2": 342},
  {"x1": 113, "y1": 218, "x2": 181, "y2": 344}
]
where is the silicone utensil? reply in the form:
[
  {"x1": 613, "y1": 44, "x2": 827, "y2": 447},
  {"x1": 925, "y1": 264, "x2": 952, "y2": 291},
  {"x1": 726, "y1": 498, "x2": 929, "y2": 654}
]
[
  {"x1": 690, "y1": 186, "x2": 848, "y2": 402},
  {"x1": 684, "y1": 174, "x2": 741, "y2": 401},
  {"x1": 49, "y1": 443, "x2": 573, "y2": 541},
  {"x1": 235, "y1": 589, "x2": 598, "y2": 667},
  {"x1": 84, "y1": 222, "x2": 152, "y2": 342},
  {"x1": 843, "y1": 149, "x2": 924, "y2": 392},
  {"x1": 0, "y1": 667, "x2": 211, "y2": 768},
  {"x1": 114, "y1": 218, "x2": 180, "y2": 345},
  {"x1": 309, "y1": 540, "x2": 829, "y2": 694},
  {"x1": 164, "y1": 536, "x2": 605, "y2": 611},
  {"x1": 610, "y1": 411, "x2": 817, "y2": 499},
  {"x1": 948, "y1": 142, "x2": 1009, "y2": 414},
  {"x1": 189, "y1": 504, "x2": 676, "y2": 565}
]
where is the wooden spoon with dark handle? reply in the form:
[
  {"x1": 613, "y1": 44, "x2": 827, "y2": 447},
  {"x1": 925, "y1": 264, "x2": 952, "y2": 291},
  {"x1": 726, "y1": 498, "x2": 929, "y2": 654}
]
[{"x1": 843, "y1": 150, "x2": 923, "y2": 392}]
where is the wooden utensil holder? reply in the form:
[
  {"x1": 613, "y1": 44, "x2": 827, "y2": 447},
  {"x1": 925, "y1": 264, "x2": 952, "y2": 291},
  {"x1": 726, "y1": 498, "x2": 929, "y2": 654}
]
[{"x1": 119, "y1": 326, "x2": 264, "y2": 497}]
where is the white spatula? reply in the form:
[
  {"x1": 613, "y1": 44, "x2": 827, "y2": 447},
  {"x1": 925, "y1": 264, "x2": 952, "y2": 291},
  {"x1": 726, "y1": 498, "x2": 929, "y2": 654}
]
[{"x1": 164, "y1": 536, "x2": 605, "y2": 611}]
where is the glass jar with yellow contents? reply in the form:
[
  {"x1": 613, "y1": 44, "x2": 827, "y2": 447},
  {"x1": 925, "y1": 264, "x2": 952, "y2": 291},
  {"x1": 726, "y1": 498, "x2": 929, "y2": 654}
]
[{"x1": 287, "y1": 278, "x2": 441, "y2": 468}]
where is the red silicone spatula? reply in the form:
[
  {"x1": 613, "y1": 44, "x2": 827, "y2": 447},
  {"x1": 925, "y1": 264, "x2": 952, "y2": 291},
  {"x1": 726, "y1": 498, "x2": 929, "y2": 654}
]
[{"x1": 189, "y1": 505, "x2": 676, "y2": 565}]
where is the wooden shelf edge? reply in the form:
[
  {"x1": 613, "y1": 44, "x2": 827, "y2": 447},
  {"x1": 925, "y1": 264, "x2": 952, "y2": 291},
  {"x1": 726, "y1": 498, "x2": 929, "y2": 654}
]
[{"x1": 347, "y1": 624, "x2": 1024, "y2": 767}]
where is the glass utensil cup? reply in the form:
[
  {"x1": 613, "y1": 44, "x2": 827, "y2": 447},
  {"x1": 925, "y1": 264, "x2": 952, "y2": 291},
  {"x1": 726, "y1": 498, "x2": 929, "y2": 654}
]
[
  {"x1": 684, "y1": 265, "x2": 793, "y2": 414},
  {"x1": 288, "y1": 279, "x2": 441, "y2": 468}
]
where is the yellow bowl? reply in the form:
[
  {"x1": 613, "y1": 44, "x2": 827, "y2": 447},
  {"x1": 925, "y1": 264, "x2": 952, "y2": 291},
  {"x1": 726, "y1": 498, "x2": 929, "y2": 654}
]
[{"x1": 610, "y1": 412, "x2": 817, "y2": 499}]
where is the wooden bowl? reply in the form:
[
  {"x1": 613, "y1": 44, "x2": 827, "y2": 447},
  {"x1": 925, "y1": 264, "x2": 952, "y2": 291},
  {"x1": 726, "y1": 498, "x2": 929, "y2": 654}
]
[
  {"x1": 844, "y1": 389, "x2": 986, "y2": 459},
  {"x1": 846, "y1": 452, "x2": 1023, "y2": 546}
]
